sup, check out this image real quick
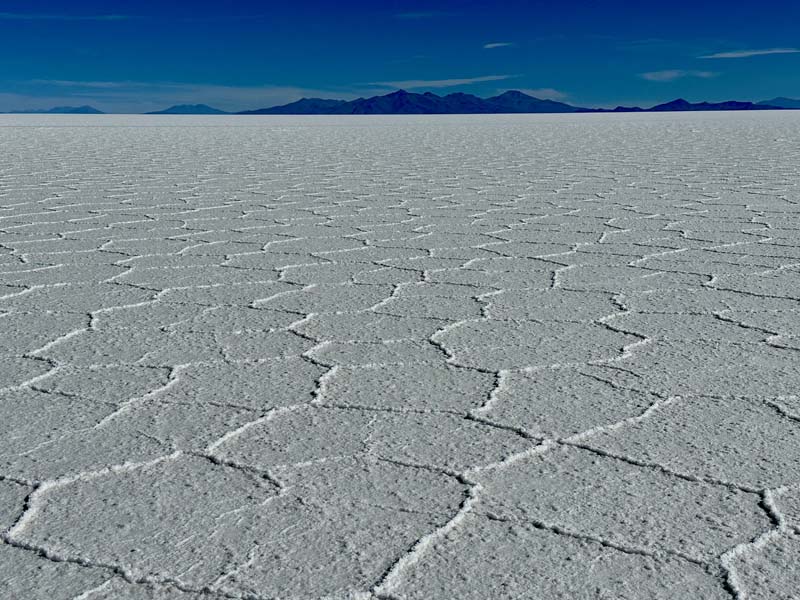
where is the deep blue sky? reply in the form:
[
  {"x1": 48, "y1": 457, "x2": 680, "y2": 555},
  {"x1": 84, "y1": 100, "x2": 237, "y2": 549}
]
[{"x1": 1, "y1": 0, "x2": 799, "y2": 112}]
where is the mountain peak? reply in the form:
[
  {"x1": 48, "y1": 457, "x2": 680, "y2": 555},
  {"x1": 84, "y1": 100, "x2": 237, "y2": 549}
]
[
  {"x1": 494, "y1": 90, "x2": 536, "y2": 99},
  {"x1": 649, "y1": 98, "x2": 692, "y2": 110},
  {"x1": 7, "y1": 105, "x2": 104, "y2": 114},
  {"x1": 237, "y1": 97, "x2": 348, "y2": 115},
  {"x1": 486, "y1": 90, "x2": 582, "y2": 113},
  {"x1": 146, "y1": 104, "x2": 227, "y2": 115},
  {"x1": 648, "y1": 98, "x2": 775, "y2": 112},
  {"x1": 757, "y1": 97, "x2": 800, "y2": 109}
]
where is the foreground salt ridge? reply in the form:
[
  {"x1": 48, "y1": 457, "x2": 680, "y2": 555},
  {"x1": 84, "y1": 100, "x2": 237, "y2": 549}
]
[{"x1": 0, "y1": 113, "x2": 798, "y2": 599}]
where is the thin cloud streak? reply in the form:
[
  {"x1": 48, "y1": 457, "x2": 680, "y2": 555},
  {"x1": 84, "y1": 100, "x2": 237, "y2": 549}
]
[
  {"x1": 370, "y1": 75, "x2": 516, "y2": 89},
  {"x1": 640, "y1": 70, "x2": 717, "y2": 82},
  {"x1": 700, "y1": 47, "x2": 800, "y2": 59},
  {"x1": 484, "y1": 42, "x2": 514, "y2": 49}
]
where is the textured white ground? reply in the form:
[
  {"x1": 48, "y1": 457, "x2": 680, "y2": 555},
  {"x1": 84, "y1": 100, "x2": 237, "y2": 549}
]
[{"x1": 1, "y1": 112, "x2": 799, "y2": 599}]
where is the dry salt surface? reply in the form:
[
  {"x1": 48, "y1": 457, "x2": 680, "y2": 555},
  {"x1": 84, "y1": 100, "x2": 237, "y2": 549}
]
[{"x1": 0, "y1": 112, "x2": 799, "y2": 599}]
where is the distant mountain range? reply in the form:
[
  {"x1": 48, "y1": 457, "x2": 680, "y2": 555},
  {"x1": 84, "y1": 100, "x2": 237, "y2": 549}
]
[
  {"x1": 238, "y1": 98, "x2": 347, "y2": 115},
  {"x1": 237, "y1": 90, "x2": 588, "y2": 115},
  {"x1": 237, "y1": 90, "x2": 584, "y2": 115},
  {"x1": 611, "y1": 98, "x2": 787, "y2": 113},
  {"x1": 758, "y1": 97, "x2": 800, "y2": 109},
  {"x1": 145, "y1": 104, "x2": 228, "y2": 115},
  {"x1": 4, "y1": 92, "x2": 800, "y2": 115},
  {"x1": 6, "y1": 105, "x2": 104, "y2": 114},
  {"x1": 233, "y1": 91, "x2": 800, "y2": 115}
]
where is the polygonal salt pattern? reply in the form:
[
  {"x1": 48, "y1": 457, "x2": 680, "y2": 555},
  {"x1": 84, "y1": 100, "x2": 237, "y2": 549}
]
[{"x1": 1, "y1": 112, "x2": 799, "y2": 598}]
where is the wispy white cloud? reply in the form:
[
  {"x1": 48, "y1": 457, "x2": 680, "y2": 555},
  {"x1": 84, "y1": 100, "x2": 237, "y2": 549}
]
[
  {"x1": 699, "y1": 47, "x2": 800, "y2": 59},
  {"x1": 483, "y1": 42, "x2": 514, "y2": 49},
  {"x1": 516, "y1": 88, "x2": 568, "y2": 100},
  {"x1": 0, "y1": 12, "x2": 133, "y2": 21},
  {"x1": 370, "y1": 75, "x2": 516, "y2": 89},
  {"x1": 639, "y1": 70, "x2": 717, "y2": 82}
]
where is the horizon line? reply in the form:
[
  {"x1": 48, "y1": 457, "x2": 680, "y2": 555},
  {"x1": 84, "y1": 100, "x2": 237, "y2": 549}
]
[{"x1": 2, "y1": 89, "x2": 798, "y2": 115}]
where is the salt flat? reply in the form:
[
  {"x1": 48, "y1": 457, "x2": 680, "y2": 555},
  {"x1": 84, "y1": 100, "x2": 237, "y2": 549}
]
[{"x1": 1, "y1": 112, "x2": 799, "y2": 599}]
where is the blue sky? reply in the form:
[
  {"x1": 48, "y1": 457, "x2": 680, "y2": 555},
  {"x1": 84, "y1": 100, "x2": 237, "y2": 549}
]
[{"x1": 1, "y1": 0, "x2": 799, "y2": 112}]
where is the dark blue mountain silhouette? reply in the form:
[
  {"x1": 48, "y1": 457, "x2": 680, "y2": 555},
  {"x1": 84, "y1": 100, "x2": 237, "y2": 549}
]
[
  {"x1": 334, "y1": 90, "x2": 452, "y2": 114},
  {"x1": 236, "y1": 90, "x2": 786, "y2": 115},
  {"x1": 4, "y1": 92, "x2": 791, "y2": 115},
  {"x1": 146, "y1": 104, "x2": 228, "y2": 114},
  {"x1": 239, "y1": 90, "x2": 588, "y2": 115},
  {"x1": 757, "y1": 97, "x2": 800, "y2": 109},
  {"x1": 646, "y1": 98, "x2": 777, "y2": 112},
  {"x1": 7, "y1": 105, "x2": 104, "y2": 114},
  {"x1": 239, "y1": 98, "x2": 348, "y2": 114},
  {"x1": 485, "y1": 90, "x2": 583, "y2": 113}
]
